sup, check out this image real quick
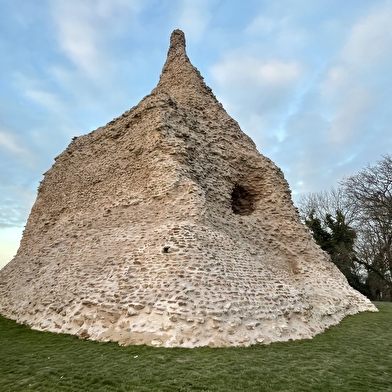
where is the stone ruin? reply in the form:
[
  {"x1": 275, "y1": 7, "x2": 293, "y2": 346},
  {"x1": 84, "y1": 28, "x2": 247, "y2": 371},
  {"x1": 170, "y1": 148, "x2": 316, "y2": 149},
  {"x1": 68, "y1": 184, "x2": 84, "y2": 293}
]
[{"x1": 0, "y1": 30, "x2": 376, "y2": 347}]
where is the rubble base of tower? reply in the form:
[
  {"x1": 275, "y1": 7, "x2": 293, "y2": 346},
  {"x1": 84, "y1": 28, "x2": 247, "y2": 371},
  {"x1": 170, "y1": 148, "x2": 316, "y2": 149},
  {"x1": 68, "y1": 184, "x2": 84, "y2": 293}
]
[
  {"x1": 5, "y1": 291, "x2": 373, "y2": 348},
  {"x1": 0, "y1": 221, "x2": 375, "y2": 348}
]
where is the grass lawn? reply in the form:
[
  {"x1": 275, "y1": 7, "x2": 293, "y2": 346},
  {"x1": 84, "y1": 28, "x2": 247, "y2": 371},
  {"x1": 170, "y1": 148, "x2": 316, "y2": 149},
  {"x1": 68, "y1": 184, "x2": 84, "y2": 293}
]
[{"x1": 0, "y1": 302, "x2": 391, "y2": 391}]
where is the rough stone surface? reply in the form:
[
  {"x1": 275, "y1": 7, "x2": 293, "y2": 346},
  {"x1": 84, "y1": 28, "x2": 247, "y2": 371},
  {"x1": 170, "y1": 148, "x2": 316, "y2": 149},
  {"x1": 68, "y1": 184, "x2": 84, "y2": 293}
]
[{"x1": 0, "y1": 30, "x2": 376, "y2": 347}]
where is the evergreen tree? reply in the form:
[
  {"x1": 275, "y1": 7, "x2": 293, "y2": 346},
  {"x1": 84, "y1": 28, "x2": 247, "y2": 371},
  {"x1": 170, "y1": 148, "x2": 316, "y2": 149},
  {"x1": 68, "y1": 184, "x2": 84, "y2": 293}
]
[
  {"x1": 305, "y1": 210, "x2": 332, "y2": 254},
  {"x1": 305, "y1": 209, "x2": 370, "y2": 297}
]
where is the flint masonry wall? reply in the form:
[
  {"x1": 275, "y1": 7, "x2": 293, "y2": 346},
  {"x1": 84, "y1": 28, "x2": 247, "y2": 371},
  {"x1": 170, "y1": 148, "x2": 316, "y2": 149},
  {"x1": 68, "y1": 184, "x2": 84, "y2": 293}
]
[{"x1": 0, "y1": 30, "x2": 376, "y2": 347}]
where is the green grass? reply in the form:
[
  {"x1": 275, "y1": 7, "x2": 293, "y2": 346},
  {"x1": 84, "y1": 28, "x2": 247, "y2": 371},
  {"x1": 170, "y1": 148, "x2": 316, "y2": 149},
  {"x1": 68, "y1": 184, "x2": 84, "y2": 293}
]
[{"x1": 1, "y1": 303, "x2": 391, "y2": 391}]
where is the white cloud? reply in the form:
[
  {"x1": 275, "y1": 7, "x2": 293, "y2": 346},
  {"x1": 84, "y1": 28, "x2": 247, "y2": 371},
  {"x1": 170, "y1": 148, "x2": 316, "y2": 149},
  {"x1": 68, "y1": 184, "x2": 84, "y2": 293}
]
[
  {"x1": 244, "y1": 10, "x2": 307, "y2": 57},
  {"x1": 326, "y1": 88, "x2": 373, "y2": 146},
  {"x1": 318, "y1": 3, "x2": 392, "y2": 148},
  {"x1": 211, "y1": 54, "x2": 303, "y2": 138},
  {"x1": 320, "y1": 66, "x2": 351, "y2": 99},
  {"x1": 341, "y1": 5, "x2": 392, "y2": 66},
  {"x1": 245, "y1": 14, "x2": 276, "y2": 35},
  {"x1": 52, "y1": 2, "x2": 105, "y2": 78},
  {"x1": 177, "y1": 0, "x2": 216, "y2": 42},
  {"x1": 258, "y1": 60, "x2": 301, "y2": 85},
  {"x1": 11, "y1": 72, "x2": 68, "y2": 119},
  {"x1": 321, "y1": 3, "x2": 392, "y2": 97},
  {"x1": 212, "y1": 56, "x2": 301, "y2": 88},
  {"x1": 0, "y1": 129, "x2": 31, "y2": 158},
  {"x1": 50, "y1": 0, "x2": 142, "y2": 78},
  {"x1": 24, "y1": 89, "x2": 64, "y2": 113},
  {"x1": 95, "y1": 0, "x2": 142, "y2": 20}
]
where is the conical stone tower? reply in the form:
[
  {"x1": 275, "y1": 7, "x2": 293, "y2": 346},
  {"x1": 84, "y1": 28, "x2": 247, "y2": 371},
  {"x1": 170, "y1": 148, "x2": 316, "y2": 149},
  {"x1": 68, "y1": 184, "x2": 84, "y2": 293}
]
[{"x1": 0, "y1": 30, "x2": 376, "y2": 347}]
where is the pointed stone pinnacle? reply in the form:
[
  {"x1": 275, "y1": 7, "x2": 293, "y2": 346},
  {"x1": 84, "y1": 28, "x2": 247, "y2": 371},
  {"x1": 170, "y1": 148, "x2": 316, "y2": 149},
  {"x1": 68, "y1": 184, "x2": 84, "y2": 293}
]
[
  {"x1": 168, "y1": 29, "x2": 186, "y2": 58},
  {"x1": 156, "y1": 29, "x2": 217, "y2": 108}
]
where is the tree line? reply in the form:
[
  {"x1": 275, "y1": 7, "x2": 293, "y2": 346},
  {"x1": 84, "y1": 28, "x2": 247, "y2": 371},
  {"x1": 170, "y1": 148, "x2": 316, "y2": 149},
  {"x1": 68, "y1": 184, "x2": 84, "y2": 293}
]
[{"x1": 298, "y1": 155, "x2": 392, "y2": 301}]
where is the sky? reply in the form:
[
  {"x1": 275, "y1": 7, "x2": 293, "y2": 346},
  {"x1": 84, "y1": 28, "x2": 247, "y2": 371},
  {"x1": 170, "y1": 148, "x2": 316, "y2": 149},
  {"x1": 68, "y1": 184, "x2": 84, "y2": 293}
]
[{"x1": 1, "y1": 0, "x2": 392, "y2": 268}]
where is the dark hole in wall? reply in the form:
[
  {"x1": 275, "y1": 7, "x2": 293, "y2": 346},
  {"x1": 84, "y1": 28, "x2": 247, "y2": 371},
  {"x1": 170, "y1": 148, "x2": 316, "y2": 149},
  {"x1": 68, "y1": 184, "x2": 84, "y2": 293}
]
[
  {"x1": 231, "y1": 184, "x2": 255, "y2": 215},
  {"x1": 163, "y1": 246, "x2": 170, "y2": 253}
]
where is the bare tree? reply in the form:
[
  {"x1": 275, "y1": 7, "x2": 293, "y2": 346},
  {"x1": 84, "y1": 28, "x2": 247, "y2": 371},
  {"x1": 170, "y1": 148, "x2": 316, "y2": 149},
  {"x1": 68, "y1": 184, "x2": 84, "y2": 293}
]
[
  {"x1": 297, "y1": 187, "x2": 355, "y2": 225},
  {"x1": 298, "y1": 155, "x2": 392, "y2": 300},
  {"x1": 341, "y1": 155, "x2": 392, "y2": 300}
]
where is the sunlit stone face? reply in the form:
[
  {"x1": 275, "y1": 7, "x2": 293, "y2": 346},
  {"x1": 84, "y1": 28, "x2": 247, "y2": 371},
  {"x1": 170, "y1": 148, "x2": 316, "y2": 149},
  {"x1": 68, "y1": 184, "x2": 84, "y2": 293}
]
[{"x1": 0, "y1": 30, "x2": 377, "y2": 348}]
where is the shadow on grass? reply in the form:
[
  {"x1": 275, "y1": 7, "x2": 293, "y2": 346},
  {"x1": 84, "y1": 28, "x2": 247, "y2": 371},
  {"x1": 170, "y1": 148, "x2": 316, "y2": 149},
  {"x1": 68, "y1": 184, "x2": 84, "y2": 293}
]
[{"x1": 0, "y1": 302, "x2": 391, "y2": 391}]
